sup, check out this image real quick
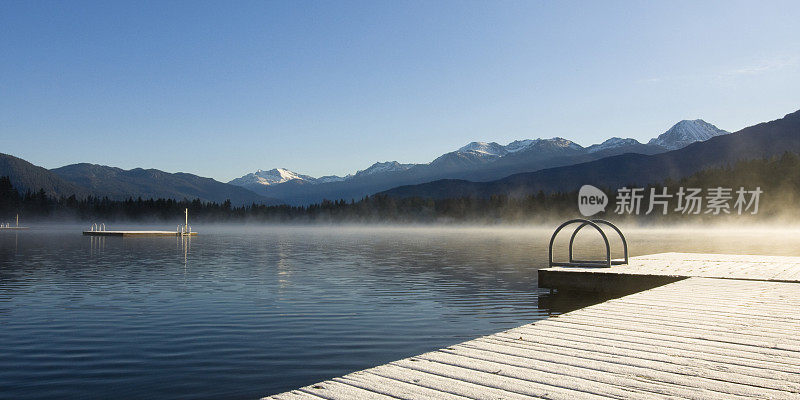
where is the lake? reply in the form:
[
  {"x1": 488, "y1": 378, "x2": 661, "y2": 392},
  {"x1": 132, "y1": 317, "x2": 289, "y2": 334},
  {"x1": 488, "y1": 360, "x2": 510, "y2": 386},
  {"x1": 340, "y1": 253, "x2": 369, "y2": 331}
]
[{"x1": 2, "y1": 224, "x2": 799, "y2": 399}]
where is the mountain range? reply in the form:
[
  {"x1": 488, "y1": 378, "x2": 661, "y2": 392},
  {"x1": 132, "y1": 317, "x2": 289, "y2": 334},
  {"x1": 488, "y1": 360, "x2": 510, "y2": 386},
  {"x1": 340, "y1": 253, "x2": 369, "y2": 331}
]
[
  {"x1": 0, "y1": 155, "x2": 280, "y2": 205},
  {"x1": 4, "y1": 112, "x2": 793, "y2": 207},
  {"x1": 52, "y1": 163, "x2": 280, "y2": 205},
  {"x1": 228, "y1": 119, "x2": 729, "y2": 205},
  {"x1": 381, "y1": 110, "x2": 800, "y2": 199}
]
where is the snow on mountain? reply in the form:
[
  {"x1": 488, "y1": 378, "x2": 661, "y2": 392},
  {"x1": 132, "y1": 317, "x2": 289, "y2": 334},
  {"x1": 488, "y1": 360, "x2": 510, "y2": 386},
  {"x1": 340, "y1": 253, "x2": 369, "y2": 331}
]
[
  {"x1": 648, "y1": 120, "x2": 729, "y2": 150},
  {"x1": 316, "y1": 175, "x2": 348, "y2": 183},
  {"x1": 427, "y1": 137, "x2": 584, "y2": 170},
  {"x1": 530, "y1": 137, "x2": 583, "y2": 151},
  {"x1": 228, "y1": 168, "x2": 316, "y2": 187},
  {"x1": 457, "y1": 142, "x2": 508, "y2": 157},
  {"x1": 429, "y1": 142, "x2": 509, "y2": 169},
  {"x1": 504, "y1": 139, "x2": 535, "y2": 153},
  {"x1": 457, "y1": 138, "x2": 582, "y2": 157},
  {"x1": 229, "y1": 162, "x2": 410, "y2": 188},
  {"x1": 354, "y1": 161, "x2": 415, "y2": 178},
  {"x1": 586, "y1": 137, "x2": 643, "y2": 153},
  {"x1": 503, "y1": 138, "x2": 585, "y2": 154}
]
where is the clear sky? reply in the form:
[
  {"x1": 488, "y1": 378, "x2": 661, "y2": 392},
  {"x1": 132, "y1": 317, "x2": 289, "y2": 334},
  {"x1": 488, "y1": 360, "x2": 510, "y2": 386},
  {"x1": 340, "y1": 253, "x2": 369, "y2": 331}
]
[{"x1": 2, "y1": 0, "x2": 799, "y2": 181}]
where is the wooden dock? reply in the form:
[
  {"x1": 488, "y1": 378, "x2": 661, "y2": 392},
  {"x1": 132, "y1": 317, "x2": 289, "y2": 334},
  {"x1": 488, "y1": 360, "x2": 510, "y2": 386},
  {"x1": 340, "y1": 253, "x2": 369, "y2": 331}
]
[
  {"x1": 540, "y1": 252, "x2": 800, "y2": 294},
  {"x1": 264, "y1": 253, "x2": 800, "y2": 399},
  {"x1": 82, "y1": 230, "x2": 198, "y2": 237}
]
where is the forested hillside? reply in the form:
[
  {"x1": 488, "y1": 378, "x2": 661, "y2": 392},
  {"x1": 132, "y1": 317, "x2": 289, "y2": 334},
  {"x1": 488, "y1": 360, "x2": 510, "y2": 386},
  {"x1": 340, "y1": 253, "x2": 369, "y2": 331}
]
[{"x1": 1, "y1": 153, "x2": 798, "y2": 223}]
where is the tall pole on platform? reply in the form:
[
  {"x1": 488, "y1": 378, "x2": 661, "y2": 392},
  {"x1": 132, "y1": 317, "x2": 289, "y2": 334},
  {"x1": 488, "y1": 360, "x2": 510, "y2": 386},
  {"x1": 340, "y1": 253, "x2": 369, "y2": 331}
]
[
  {"x1": 16, "y1": 214, "x2": 19, "y2": 227},
  {"x1": 185, "y1": 208, "x2": 188, "y2": 228}
]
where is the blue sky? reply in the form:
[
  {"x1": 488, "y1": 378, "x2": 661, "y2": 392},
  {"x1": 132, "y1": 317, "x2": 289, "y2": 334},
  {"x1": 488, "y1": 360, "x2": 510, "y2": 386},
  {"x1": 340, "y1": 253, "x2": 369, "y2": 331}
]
[{"x1": 2, "y1": 0, "x2": 799, "y2": 181}]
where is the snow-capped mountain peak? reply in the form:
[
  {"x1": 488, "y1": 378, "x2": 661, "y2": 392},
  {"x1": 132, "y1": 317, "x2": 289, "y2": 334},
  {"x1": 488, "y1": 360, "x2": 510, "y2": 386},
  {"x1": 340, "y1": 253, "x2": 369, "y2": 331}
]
[
  {"x1": 229, "y1": 168, "x2": 315, "y2": 187},
  {"x1": 354, "y1": 161, "x2": 415, "y2": 177},
  {"x1": 504, "y1": 139, "x2": 536, "y2": 153},
  {"x1": 457, "y1": 141, "x2": 508, "y2": 157},
  {"x1": 544, "y1": 137, "x2": 584, "y2": 150},
  {"x1": 505, "y1": 137, "x2": 583, "y2": 153},
  {"x1": 316, "y1": 175, "x2": 348, "y2": 184},
  {"x1": 648, "y1": 119, "x2": 729, "y2": 150},
  {"x1": 586, "y1": 137, "x2": 642, "y2": 153},
  {"x1": 459, "y1": 138, "x2": 583, "y2": 156}
]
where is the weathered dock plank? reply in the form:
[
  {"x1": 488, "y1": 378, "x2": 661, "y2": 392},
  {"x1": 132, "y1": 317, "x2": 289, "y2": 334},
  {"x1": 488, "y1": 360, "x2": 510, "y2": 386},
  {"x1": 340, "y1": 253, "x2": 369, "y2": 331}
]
[
  {"x1": 263, "y1": 276, "x2": 800, "y2": 399},
  {"x1": 352, "y1": 364, "x2": 542, "y2": 400}
]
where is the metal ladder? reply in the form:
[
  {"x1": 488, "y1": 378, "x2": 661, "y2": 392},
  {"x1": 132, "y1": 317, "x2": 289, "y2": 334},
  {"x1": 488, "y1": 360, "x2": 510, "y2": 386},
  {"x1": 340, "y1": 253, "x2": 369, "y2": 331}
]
[{"x1": 548, "y1": 219, "x2": 628, "y2": 268}]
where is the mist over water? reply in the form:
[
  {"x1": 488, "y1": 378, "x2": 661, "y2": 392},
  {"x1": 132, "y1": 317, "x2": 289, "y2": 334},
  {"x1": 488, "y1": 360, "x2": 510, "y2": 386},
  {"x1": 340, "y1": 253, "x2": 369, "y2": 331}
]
[{"x1": 1, "y1": 224, "x2": 799, "y2": 399}]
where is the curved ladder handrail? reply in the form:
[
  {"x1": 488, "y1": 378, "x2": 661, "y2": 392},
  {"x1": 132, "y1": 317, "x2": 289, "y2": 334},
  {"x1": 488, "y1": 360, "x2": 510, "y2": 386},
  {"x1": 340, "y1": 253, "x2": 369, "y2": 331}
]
[
  {"x1": 548, "y1": 219, "x2": 611, "y2": 268},
  {"x1": 568, "y1": 219, "x2": 628, "y2": 265}
]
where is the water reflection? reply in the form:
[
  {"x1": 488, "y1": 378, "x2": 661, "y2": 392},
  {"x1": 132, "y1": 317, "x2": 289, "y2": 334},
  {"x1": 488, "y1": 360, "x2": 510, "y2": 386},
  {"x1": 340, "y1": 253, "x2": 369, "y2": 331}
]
[
  {"x1": 1, "y1": 225, "x2": 800, "y2": 400},
  {"x1": 178, "y1": 235, "x2": 191, "y2": 271},
  {"x1": 89, "y1": 235, "x2": 106, "y2": 256}
]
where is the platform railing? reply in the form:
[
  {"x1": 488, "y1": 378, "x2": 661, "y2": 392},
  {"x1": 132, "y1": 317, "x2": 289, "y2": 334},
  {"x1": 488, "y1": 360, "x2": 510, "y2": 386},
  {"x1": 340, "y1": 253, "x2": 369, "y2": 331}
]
[{"x1": 89, "y1": 223, "x2": 107, "y2": 232}]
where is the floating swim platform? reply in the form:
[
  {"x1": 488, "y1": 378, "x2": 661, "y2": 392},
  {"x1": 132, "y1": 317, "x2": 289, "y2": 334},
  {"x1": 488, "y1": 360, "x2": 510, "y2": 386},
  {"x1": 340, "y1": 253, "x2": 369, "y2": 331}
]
[
  {"x1": 82, "y1": 230, "x2": 198, "y2": 236},
  {"x1": 84, "y1": 209, "x2": 196, "y2": 237},
  {"x1": 0, "y1": 215, "x2": 27, "y2": 230}
]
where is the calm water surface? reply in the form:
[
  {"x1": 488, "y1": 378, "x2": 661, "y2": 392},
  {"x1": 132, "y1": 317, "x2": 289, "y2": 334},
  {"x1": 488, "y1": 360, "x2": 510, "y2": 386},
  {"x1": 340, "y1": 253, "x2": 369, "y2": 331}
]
[{"x1": 2, "y1": 224, "x2": 799, "y2": 399}]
